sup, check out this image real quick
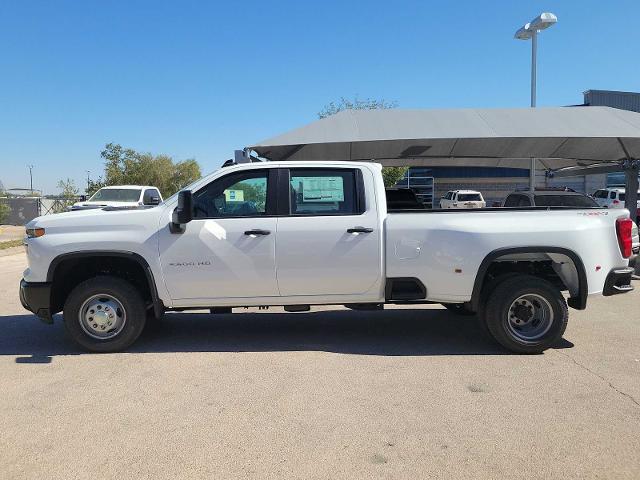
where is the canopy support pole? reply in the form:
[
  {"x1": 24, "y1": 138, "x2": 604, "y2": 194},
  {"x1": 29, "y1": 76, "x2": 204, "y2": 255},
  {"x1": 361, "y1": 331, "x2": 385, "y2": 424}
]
[
  {"x1": 529, "y1": 157, "x2": 536, "y2": 191},
  {"x1": 623, "y1": 159, "x2": 639, "y2": 222}
]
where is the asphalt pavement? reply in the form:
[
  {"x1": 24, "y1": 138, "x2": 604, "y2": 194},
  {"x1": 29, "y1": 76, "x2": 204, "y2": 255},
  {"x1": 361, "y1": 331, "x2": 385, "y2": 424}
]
[{"x1": 1, "y1": 251, "x2": 639, "y2": 479}]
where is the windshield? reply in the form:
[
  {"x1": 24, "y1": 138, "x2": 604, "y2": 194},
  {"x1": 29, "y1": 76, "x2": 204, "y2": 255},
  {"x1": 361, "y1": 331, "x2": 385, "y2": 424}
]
[
  {"x1": 89, "y1": 188, "x2": 142, "y2": 202},
  {"x1": 457, "y1": 194, "x2": 482, "y2": 201},
  {"x1": 534, "y1": 195, "x2": 598, "y2": 207}
]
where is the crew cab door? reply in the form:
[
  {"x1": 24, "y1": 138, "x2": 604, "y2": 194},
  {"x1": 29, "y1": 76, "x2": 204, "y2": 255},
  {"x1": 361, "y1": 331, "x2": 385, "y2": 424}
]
[
  {"x1": 159, "y1": 168, "x2": 279, "y2": 302},
  {"x1": 275, "y1": 167, "x2": 382, "y2": 297}
]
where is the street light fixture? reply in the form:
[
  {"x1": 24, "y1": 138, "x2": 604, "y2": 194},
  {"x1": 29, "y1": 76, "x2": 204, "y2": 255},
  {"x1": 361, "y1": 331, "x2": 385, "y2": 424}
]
[
  {"x1": 514, "y1": 12, "x2": 557, "y2": 107},
  {"x1": 27, "y1": 165, "x2": 34, "y2": 193},
  {"x1": 514, "y1": 12, "x2": 557, "y2": 191}
]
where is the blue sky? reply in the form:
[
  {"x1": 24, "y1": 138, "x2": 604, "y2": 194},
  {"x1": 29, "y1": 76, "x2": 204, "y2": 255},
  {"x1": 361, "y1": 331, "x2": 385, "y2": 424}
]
[{"x1": 1, "y1": 0, "x2": 639, "y2": 194}]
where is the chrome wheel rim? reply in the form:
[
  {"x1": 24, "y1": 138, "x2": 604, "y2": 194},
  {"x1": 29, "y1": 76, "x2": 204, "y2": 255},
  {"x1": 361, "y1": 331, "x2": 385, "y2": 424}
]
[
  {"x1": 506, "y1": 293, "x2": 554, "y2": 343},
  {"x1": 78, "y1": 294, "x2": 127, "y2": 340}
]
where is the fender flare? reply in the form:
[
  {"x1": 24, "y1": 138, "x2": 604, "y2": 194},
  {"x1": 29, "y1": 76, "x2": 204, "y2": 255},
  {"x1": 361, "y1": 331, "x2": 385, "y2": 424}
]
[
  {"x1": 470, "y1": 246, "x2": 588, "y2": 311},
  {"x1": 47, "y1": 250, "x2": 164, "y2": 318}
]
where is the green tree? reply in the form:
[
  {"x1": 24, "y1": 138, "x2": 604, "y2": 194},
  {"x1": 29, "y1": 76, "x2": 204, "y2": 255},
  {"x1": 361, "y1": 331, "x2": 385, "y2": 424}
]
[
  {"x1": 0, "y1": 202, "x2": 9, "y2": 224},
  {"x1": 54, "y1": 178, "x2": 80, "y2": 213},
  {"x1": 86, "y1": 177, "x2": 106, "y2": 197},
  {"x1": 0, "y1": 183, "x2": 9, "y2": 223},
  {"x1": 381, "y1": 167, "x2": 409, "y2": 188},
  {"x1": 99, "y1": 143, "x2": 201, "y2": 197},
  {"x1": 318, "y1": 96, "x2": 398, "y2": 119},
  {"x1": 317, "y1": 97, "x2": 407, "y2": 187}
]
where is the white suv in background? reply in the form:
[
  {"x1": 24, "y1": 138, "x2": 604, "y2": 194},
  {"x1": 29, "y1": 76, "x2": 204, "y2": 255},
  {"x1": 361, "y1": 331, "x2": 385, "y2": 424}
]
[
  {"x1": 592, "y1": 187, "x2": 640, "y2": 211},
  {"x1": 440, "y1": 190, "x2": 486, "y2": 209}
]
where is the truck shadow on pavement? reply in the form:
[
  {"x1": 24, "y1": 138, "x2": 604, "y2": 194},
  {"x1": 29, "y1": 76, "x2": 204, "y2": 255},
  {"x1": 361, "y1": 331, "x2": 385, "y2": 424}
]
[{"x1": 0, "y1": 308, "x2": 574, "y2": 363}]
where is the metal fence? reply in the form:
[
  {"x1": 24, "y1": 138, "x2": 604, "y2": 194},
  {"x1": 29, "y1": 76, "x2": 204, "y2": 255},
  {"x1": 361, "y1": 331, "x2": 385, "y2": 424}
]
[{"x1": 0, "y1": 196, "x2": 82, "y2": 225}]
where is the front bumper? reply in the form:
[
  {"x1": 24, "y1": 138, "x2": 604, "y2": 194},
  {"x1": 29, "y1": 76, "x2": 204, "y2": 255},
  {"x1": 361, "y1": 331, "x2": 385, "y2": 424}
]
[
  {"x1": 602, "y1": 267, "x2": 635, "y2": 297},
  {"x1": 19, "y1": 279, "x2": 53, "y2": 324}
]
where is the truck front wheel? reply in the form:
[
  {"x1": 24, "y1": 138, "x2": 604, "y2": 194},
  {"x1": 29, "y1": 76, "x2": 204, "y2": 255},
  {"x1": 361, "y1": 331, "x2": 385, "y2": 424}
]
[
  {"x1": 63, "y1": 276, "x2": 147, "y2": 352},
  {"x1": 482, "y1": 275, "x2": 568, "y2": 354}
]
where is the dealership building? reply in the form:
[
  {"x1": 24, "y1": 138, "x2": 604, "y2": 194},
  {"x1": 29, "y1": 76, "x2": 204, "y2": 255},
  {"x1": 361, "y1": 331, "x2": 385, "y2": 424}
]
[{"x1": 396, "y1": 89, "x2": 640, "y2": 207}]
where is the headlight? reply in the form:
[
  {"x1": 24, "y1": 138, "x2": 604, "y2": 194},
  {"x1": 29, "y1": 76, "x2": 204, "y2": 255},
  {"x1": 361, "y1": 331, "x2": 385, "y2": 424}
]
[{"x1": 26, "y1": 228, "x2": 45, "y2": 238}]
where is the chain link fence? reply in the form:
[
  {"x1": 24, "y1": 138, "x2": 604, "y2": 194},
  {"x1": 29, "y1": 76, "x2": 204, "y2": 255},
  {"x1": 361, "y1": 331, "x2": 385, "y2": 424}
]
[{"x1": 0, "y1": 196, "x2": 83, "y2": 226}]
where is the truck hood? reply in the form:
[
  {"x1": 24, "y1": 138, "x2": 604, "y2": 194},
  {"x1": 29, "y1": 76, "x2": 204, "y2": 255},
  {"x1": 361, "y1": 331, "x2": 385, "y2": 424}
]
[
  {"x1": 71, "y1": 200, "x2": 141, "y2": 209},
  {"x1": 26, "y1": 205, "x2": 165, "y2": 231}
]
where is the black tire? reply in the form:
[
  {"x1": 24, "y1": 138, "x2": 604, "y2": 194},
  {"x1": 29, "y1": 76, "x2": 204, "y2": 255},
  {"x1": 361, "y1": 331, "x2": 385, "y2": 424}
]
[
  {"x1": 63, "y1": 276, "x2": 147, "y2": 352},
  {"x1": 441, "y1": 303, "x2": 475, "y2": 316},
  {"x1": 475, "y1": 272, "x2": 522, "y2": 338},
  {"x1": 481, "y1": 275, "x2": 568, "y2": 354}
]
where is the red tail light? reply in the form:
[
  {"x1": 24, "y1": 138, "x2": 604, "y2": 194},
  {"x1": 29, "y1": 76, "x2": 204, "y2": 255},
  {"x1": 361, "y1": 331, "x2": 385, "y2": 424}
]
[
  {"x1": 616, "y1": 218, "x2": 633, "y2": 258},
  {"x1": 612, "y1": 200, "x2": 620, "y2": 205}
]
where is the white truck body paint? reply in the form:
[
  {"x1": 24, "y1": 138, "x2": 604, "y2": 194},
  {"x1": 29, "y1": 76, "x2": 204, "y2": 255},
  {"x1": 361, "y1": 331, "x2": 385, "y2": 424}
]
[{"x1": 24, "y1": 161, "x2": 631, "y2": 310}]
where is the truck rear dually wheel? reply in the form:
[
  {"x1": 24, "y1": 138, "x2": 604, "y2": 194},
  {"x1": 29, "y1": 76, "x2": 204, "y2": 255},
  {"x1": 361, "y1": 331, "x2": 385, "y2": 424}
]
[
  {"x1": 482, "y1": 275, "x2": 568, "y2": 354},
  {"x1": 63, "y1": 276, "x2": 146, "y2": 352}
]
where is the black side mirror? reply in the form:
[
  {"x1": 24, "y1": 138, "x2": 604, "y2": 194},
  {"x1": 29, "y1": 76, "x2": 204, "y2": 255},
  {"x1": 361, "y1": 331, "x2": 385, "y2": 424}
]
[
  {"x1": 147, "y1": 196, "x2": 160, "y2": 206},
  {"x1": 171, "y1": 190, "x2": 193, "y2": 233}
]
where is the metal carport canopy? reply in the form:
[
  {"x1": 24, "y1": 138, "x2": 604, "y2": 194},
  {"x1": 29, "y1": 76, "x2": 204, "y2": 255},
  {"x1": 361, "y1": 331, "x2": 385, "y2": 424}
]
[
  {"x1": 248, "y1": 106, "x2": 640, "y2": 213},
  {"x1": 248, "y1": 106, "x2": 640, "y2": 169}
]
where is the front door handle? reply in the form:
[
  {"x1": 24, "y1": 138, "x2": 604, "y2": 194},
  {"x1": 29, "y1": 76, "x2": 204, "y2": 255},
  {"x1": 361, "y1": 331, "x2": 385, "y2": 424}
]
[
  {"x1": 347, "y1": 227, "x2": 373, "y2": 234},
  {"x1": 244, "y1": 229, "x2": 271, "y2": 236}
]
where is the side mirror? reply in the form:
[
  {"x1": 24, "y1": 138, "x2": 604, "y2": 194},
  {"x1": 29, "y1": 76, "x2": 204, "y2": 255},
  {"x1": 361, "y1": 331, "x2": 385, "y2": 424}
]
[
  {"x1": 171, "y1": 190, "x2": 193, "y2": 233},
  {"x1": 147, "y1": 196, "x2": 161, "y2": 206}
]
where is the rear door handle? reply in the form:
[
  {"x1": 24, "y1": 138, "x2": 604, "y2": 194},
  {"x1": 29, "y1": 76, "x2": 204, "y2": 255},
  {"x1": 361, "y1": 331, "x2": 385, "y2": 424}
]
[
  {"x1": 347, "y1": 227, "x2": 373, "y2": 234},
  {"x1": 244, "y1": 229, "x2": 271, "y2": 236}
]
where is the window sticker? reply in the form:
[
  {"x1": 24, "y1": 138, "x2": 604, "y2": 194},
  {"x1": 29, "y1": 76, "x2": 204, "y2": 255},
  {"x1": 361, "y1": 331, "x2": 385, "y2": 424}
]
[
  {"x1": 224, "y1": 189, "x2": 244, "y2": 202},
  {"x1": 298, "y1": 176, "x2": 344, "y2": 202}
]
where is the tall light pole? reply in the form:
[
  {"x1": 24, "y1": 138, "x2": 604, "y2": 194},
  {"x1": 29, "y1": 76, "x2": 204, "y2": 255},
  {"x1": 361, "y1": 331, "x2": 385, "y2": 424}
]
[
  {"x1": 515, "y1": 12, "x2": 558, "y2": 190},
  {"x1": 27, "y1": 165, "x2": 34, "y2": 193},
  {"x1": 86, "y1": 170, "x2": 91, "y2": 194}
]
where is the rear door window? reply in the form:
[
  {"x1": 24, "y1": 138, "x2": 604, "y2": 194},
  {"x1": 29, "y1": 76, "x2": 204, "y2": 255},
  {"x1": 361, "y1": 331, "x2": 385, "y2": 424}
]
[{"x1": 288, "y1": 169, "x2": 360, "y2": 215}]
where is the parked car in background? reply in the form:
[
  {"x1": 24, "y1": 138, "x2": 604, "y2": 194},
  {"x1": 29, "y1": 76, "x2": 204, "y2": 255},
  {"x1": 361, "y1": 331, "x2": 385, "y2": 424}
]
[
  {"x1": 70, "y1": 186, "x2": 162, "y2": 211},
  {"x1": 439, "y1": 190, "x2": 486, "y2": 209},
  {"x1": 503, "y1": 189, "x2": 599, "y2": 208},
  {"x1": 592, "y1": 187, "x2": 640, "y2": 210}
]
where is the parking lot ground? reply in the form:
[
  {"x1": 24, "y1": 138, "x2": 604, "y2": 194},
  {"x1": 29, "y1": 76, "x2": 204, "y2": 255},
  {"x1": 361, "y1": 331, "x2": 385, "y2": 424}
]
[
  {"x1": 0, "y1": 225, "x2": 25, "y2": 242},
  {"x1": 1, "y1": 251, "x2": 639, "y2": 479}
]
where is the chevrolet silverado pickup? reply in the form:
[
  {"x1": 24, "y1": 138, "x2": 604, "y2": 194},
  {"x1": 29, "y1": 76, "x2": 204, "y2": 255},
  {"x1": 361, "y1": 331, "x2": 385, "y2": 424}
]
[{"x1": 20, "y1": 161, "x2": 635, "y2": 353}]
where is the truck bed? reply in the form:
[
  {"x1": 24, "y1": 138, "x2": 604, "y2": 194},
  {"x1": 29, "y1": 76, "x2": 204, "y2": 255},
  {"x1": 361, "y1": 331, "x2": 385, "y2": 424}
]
[{"x1": 385, "y1": 207, "x2": 626, "y2": 303}]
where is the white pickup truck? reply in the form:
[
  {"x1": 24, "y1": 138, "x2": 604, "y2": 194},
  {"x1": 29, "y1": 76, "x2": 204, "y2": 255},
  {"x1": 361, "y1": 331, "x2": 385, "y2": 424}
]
[{"x1": 20, "y1": 161, "x2": 635, "y2": 354}]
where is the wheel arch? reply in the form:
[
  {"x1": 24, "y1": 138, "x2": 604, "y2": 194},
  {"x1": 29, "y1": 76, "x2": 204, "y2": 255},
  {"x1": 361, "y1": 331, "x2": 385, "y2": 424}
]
[
  {"x1": 47, "y1": 250, "x2": 164, "y2": 318},
  {"x1": 470, "y1": 246, "x2": 588, "y2": 312}
]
